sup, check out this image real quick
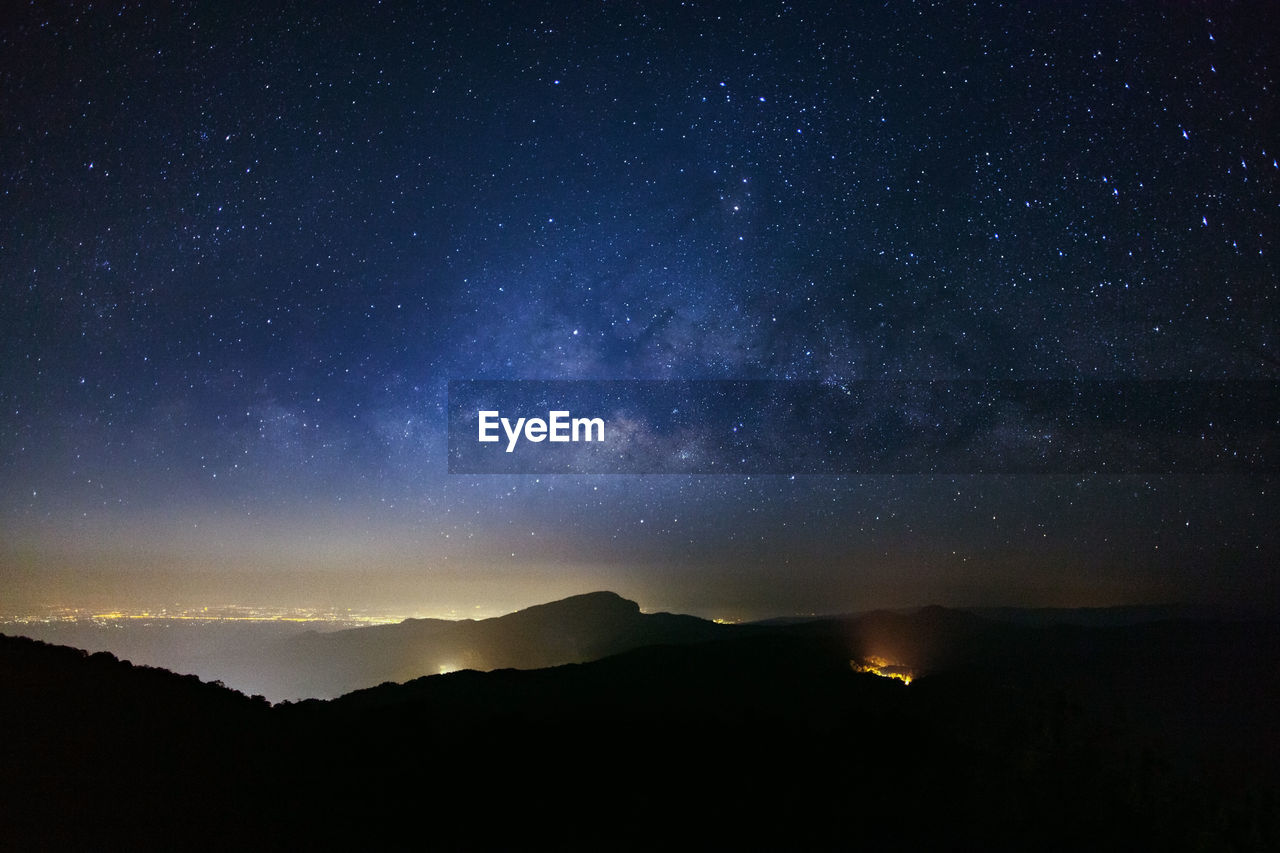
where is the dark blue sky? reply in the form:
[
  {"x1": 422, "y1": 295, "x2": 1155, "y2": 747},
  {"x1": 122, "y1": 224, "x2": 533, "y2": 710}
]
[{"x1": 1, "y1": 1, "x2": 1275, "y2": 619}]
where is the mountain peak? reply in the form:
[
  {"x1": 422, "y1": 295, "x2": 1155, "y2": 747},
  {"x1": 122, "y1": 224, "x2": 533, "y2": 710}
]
[{"x1": 506, "y1": 591, "x2": 641, "y2": 620}]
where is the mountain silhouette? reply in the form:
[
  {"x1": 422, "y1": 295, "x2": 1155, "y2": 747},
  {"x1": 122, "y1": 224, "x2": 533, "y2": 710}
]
[
  {"x1": 3, "y1": 598, "x2": 1278, "y2": 850},
  {"x1": 237, "y1": 590, "x2": 727, "y2": 700}
]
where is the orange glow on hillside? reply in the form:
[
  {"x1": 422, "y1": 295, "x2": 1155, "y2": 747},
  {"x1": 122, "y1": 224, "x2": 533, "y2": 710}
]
[{"x1": 851, "y1": 655, "x2": 914, "y2": 684}]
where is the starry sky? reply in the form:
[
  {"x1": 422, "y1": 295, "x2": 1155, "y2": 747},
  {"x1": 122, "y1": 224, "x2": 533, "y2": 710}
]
[{"x1": 1, "y1": 1, "x2": 1276, "y2": 620}]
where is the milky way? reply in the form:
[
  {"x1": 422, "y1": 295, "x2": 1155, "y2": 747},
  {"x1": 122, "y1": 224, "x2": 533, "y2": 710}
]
[{"x1": 1, "y1": 2, "x2": 1276, "y2": 618}]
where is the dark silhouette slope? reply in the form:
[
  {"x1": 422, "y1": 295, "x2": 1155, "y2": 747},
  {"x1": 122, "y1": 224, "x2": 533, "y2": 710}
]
[
  {"x1": 3, "y1": 599, "x2": 1278, "y2": 850},
  {"x1": 0, "y1": 635, "x2": 275, "y2": 848}
]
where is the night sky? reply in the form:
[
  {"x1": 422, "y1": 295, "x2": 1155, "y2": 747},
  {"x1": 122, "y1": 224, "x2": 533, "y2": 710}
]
[{"x1": 2, "y1": 1, "x2": 1276, "y2": 620}]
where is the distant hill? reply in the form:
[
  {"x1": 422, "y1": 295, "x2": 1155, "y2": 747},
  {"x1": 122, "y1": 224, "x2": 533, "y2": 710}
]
[
  {"x1": 237, "y1": 590, "x2": 730, "y2": 700},
  {"x1": 964, "y1": 603, "x2": 1244, "y2": 626},
  {"x1": 4, "y1": 598, "x2": 1278, "y2": 850}
]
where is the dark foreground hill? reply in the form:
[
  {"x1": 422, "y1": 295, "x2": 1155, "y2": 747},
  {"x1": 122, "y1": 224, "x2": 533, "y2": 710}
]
[{"x1": 2, "y1": 599, "x2": 1278, "y2": 851}]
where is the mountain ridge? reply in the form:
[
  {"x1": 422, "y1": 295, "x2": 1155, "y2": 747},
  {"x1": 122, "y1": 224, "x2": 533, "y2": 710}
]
[
  {"x1": 241, "y1": 589, "x2": 725, "y2": 700},
  {"x1": 4, "y1": 604, "x2": 1278, "y2": 851}
]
